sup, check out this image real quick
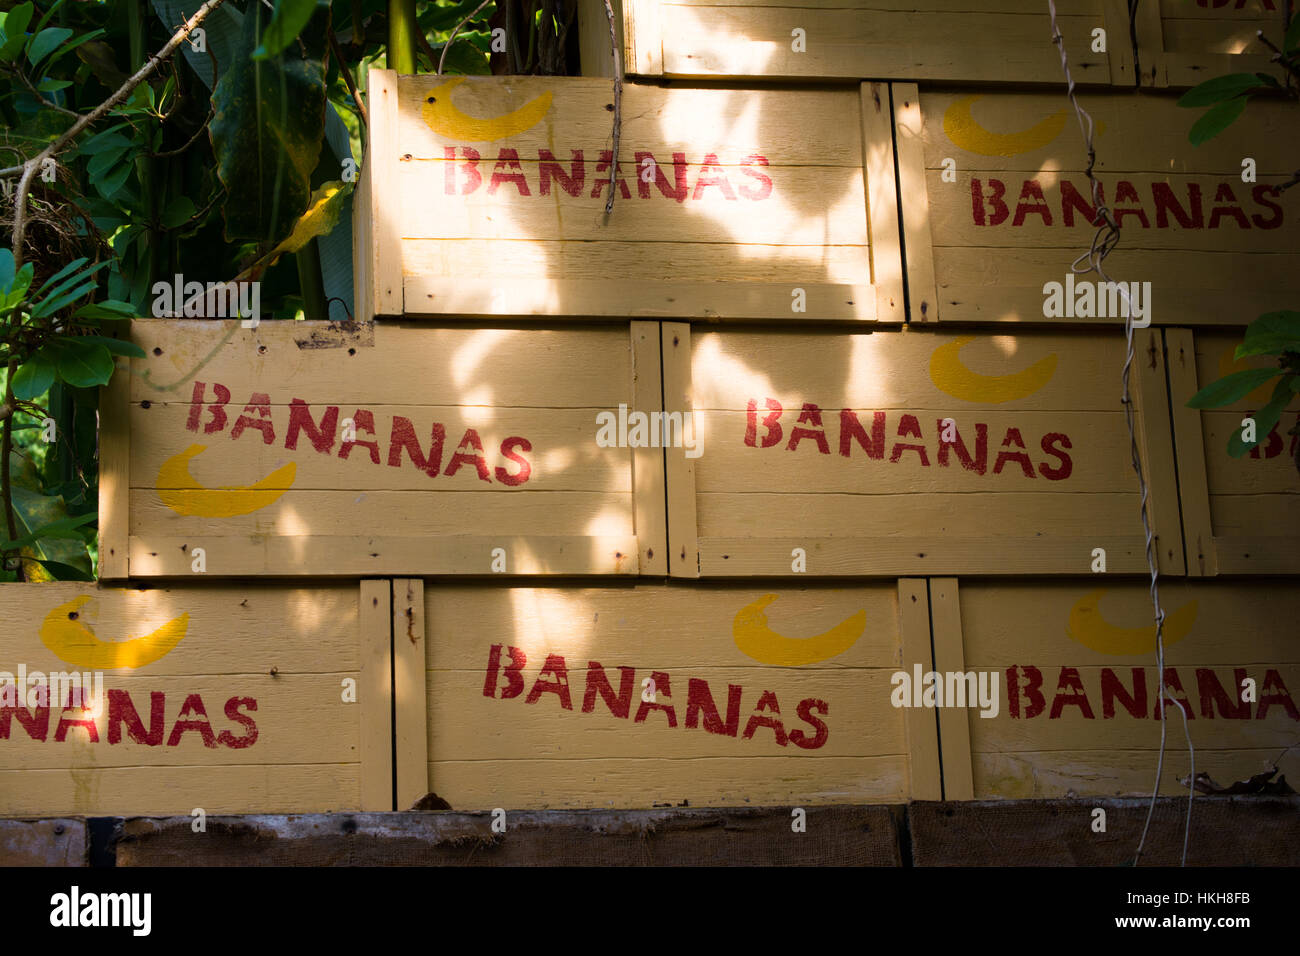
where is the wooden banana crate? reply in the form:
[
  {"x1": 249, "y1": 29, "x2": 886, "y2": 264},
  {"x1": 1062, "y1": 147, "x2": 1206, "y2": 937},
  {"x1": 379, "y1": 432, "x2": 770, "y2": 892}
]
[
  {"x1": 659, "y1": 324, "x2": 1184, "y2": 578},
  {"x1": 0, "y1": 581, "x2": 391, "y2": 816},
  {"x1": 354, "y1": 69, "x2": 903, "y2": 324},
  {"x1": 98, "y1": 319, "x2": 664, "y2": 579},
  {"x1": 893, "y1": 84, "x2": 1300, "y2": 327}
]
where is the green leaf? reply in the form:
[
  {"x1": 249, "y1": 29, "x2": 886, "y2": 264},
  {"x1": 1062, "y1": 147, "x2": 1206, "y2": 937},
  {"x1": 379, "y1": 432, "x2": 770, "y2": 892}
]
[
  {"x1": 87, "y1": 144, "x2": 131, "y2": 183},
  {"x1": 210, "y1": 0, "x2": 328, "y2": 244},
  {"x1": 1235, "y1": 336, "x2": 1300, "y2": 359},
  {"x1": 1178, "y1": 73, "x2": 1263, "y2": 108},
  {"x1": 49, "y1": 338, "x2": 114, "y2": 387},
  {"x1": 161, "y1": 196, "x2": 196, "y2": 228},
  {"x1": 1234, "y1": 312, "x2": 1300, "y2": 358},
  {"x1": 78, "y1": 126, "x2": 133, "y2": 155},
  {"x1": 0, "y1": 511, "x2": 98, "y2": 551},
  {"x1": 26, "y1": 26, "x2": 73, "y2": 66},
  {"x1": 75, "y1": 334, "x2": 146, "y2": 358},
  {"x1": 36, "y1": 256, "x2": 90, "y2": 294},
  {"x1": 73, "y1": 299, "x2": 137, "y2": 320},
  {"x1": 1187, "y1": 367, "x2": 1281, "y2": 408},
  {"x1": 6, "y1": 483, "x2": 93, "y2": 579},
  {"x1": 21, "y1": 558, "x2": 94, "y2": 582},
  {"x1": 0, "y1": 249, "x2": 13, "y2": 293},
  {"x1": 1227, "y1": 378, "x2": 1296, "y2": 457},
  {"x1": 36, "y1": 78, "x2": 72, "y2": 92},
  {"x1": 1189, "y1": 96, "x2": 1248, "y2": 146},
  {"x1": 34, "y1": 280, "x2": 97, "y2": 319},
  {"x1": 95, "y1": 160, "x2": 132, "y2": 199},
  {"x1": 11, "y1": 351, "x2": 56, "y2": 400},
  {"x1": 0, "y1": 2, "x2": 34, "y2": 62},
  {"x1": 253, "y1": 0, "x2": 323, "y2": 59},
  {"x1": 1286, "y1": 13, "x2": 1300, "y2": 53}
]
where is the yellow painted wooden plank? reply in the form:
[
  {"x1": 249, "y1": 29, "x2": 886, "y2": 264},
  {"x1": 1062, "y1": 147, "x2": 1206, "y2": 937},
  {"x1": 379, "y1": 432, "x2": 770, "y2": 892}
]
[
  {"x1": 126, "y1": 321, "x2": 631, "y2": 406},
  {"x1": 98, "y1": 356, "x2": 131, "y2": 581},
  {"x1": 1, "y1": 765, "x2": 362, "y2": 817},
  {"x1": 928, "y1": 577, "x2": 974, "y2": 800},
  {"x1": 359, "y1": 579, "x2": 392, "y2": 811},
  {"x1": 891, "y1": 83, "x2": 937, "y2": 323},
  {"x1": 393, "y1": 578, "x2": 427, "y2": 810},
  {"x1": 662, "y1": 323, "x2": 698, "y2": 578},
  {"x1": 129, "y1": 490, "x2": 633, "y2": 538},
  {"x1": 862, "y1": 82, "x2": 904, "y2": 324},
  {"x1": 425, "y1": 582, "x2": 909, "y2": 807},
  {"x1": 128, "y1": 535, "x2": 641, "y2": 577},
  {"x1": 631, "y1": 321, "x2": 667, "y2": 575},
  {"x1": 395, "y1": 77, "x2": 864, "y2": 167},
  {"x1": 352, "y1": 145, "x2": 375, "y2": 322},
  {"x1": 897, "y1": 579, "x2": 940, "y2": 801},
  {"x1": 430, "y1": 755, "x2": 908, "y2": 810},
  {"x1": 366, "y1": 67, "x2": 402, "y2": 316},
  {"x1": 398, "y1": 162, "x2": 869, "y2": 245}
]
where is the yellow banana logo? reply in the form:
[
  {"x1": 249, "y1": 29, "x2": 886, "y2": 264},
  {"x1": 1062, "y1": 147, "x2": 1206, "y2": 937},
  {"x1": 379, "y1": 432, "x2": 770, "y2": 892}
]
[
  {"x1": 421, "y1": 76, "x2": 552, "y2": 142},
  {"x1": 1218, "y1": 346, "x2": 1275, "y2": 405},
  {"x1": 1066, "y1": 590, "x2": 1198, "y2": 656},
  {"x1": 929, "y1": 335, "x2": 1057, "y2": 404},
  {"x1": 733, "y1": 594, "x2": 866, "y2": 666},
  {"x1": 40, "y1": 595, "x2": 190, "y2": 670},
  {"x1": 157, "y1": 444, "x2": 295, "y2": 518},
  {"x1": 942, "y1": 95, "x2": 1068, "y2": 157}
]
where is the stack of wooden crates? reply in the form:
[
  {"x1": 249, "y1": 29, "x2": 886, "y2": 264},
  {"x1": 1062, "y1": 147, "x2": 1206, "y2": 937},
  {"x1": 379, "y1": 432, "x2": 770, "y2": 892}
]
[{"x1": 3, "y1": 0, "x2": 1296, "y2": 819}]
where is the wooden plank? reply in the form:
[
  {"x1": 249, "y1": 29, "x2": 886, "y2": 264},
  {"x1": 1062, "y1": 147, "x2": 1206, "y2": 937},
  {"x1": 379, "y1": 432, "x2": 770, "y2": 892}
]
[
  {"x1": 662, "y1": 323, "x2": 698, "y2": 578},
  {"x1": 404, "y1": 278, "x2": 875, "y2": 322},
  {"x1": 656, "y1": 5, "x2": 1107, "y2": 83},
  {"x1": 1166, "y1": 328, "x2": 1216, "y2": 576},
  {"x1": 426, "y1": 582, "x2": 910, "y2": 807},
  {"x1": 862, "y1": 82, "x2": 904, "y2": 324},
  {"x1": 956, "y1": 579, "x2": 1300, "y2": 798},
  {"x1": 579, "y1": 0, "x2": 619, "y2": 78},
  {"x1": 1152, "y1": 0, "x2": 1277, "y2": 88},
  {"x1": 897, "y1": 579, "x2": 940, "y2": 801},
  {"x1": 352, "y1": 142, "x2": 375, "y2": 323},
  {"x1": 631, "y1": 322, "x2": 667, "y2": 575},
  {"x1": 1131, "y1": 327, "x2": 1185, "y2": 575},
  {"x1": 393, "y1": 578, "x2": 427, "y2": 810},
  {"x1": 116, "y1": 806, "x2": 902, "y2": 866},
  {"x1": 128, "y1": 535, "x2": 641, "y2": 577},
  {"x1": 0, "y1": 582, "x2": 362, "y2": 815},
  {"x1": 891, "y1": 83, "x2": 937, "y2": 324},
  {"x1": 928, "y1": 577, "x2": 973, "y2": 800},
  {"x1": 911, "y1": 797, "x2": 1300, "y2": 866},
  {"x1": 366, "y1": 67, "x2": 402, "y2": 316},
  {"x1": 687, "y1": 327, "x2": 1178, "y2": 576},
  {"x1": 622, "y1": 0, "x2": 662, "y2": 76},
  {"x1": 123, "y1": 320, "x2": 646, "y2": 577},
  {"x1": 359, "y1": 579, "x2": 393, "y2": 811},
  {"x1": 97, "y1": 355, "x2": 131, "y2": 581},
  {"x1": 0, "y1": 819, "x2": 86, "y2": 867}
]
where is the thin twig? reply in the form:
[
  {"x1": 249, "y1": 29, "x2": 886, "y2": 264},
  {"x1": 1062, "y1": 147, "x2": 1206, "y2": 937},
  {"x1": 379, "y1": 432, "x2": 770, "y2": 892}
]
[
  {"x1": 439, "y1": 0, "x2": 494, "y2": 76},
  {"x1": 602, "y1": 0, "x2": 621, "y2": 215},
  {"x1": 330, "y1": 28, "x2": 368, "y2": 128},
  {"x1": 10, "y1": 0, "x2": 229, "y2": 265},
  {"x1": 1258, "y1": 30, "x2": 1300, "y2": 82},
  {"x1": 1, "y1": 357, "x2": 21, "y2": 581}
]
